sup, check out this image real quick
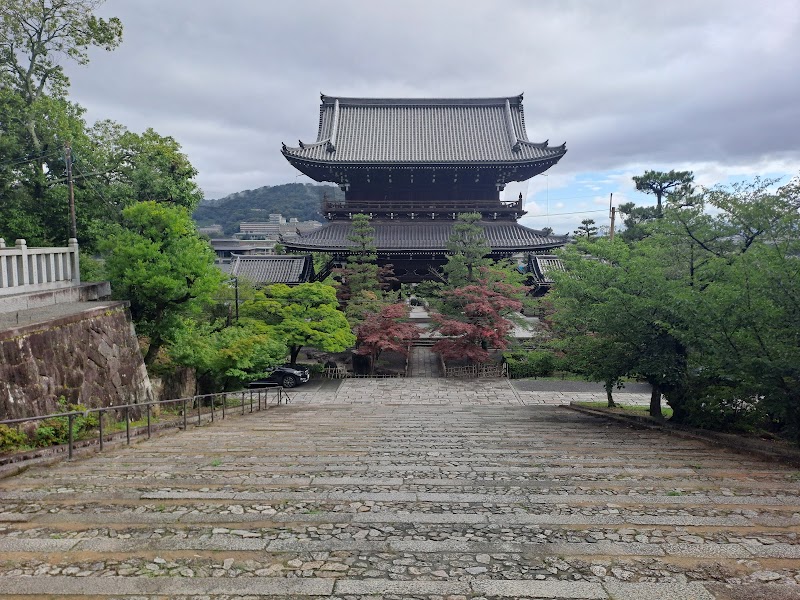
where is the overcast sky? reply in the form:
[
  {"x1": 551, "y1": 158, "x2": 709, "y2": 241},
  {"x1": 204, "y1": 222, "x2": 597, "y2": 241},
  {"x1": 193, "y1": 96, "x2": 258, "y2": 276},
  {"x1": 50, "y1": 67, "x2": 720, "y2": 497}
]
[{"x1": 66, "y1": 0, "x2": 800, "y2": 234}]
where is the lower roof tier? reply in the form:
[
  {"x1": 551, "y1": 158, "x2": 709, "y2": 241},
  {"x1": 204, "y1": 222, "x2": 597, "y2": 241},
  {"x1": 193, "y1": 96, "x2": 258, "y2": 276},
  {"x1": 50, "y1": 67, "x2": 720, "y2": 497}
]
[{"x1": 282, "y1": 220, "x2": 566, "y2": 254}]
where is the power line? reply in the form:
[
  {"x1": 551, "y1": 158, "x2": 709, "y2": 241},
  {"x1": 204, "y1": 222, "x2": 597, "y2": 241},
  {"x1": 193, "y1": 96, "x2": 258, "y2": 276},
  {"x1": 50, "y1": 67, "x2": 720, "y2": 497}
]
[
  {"x1": 0, "y1": 150, "x2": 62, "y2": 169},
  {"x1": 70, "y1": 158, "x2": 111, "y2": 206},
  {"x1": 526, "y1": 208, "x2": 609, "y2": 218}
]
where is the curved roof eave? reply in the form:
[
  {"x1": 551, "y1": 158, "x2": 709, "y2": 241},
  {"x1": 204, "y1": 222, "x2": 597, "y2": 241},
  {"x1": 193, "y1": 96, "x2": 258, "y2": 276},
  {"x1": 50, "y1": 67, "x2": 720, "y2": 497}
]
[{"x1": 281, "y1": 149, "x2": 567, "y2": 168}]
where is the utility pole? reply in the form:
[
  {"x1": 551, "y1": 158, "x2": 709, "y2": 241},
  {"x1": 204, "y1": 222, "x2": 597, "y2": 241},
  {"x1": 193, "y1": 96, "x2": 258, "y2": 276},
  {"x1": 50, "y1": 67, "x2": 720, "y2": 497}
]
[
  {"x1": 608, "y1": 193, "x2": 616, "y2": 241},
  {"x1": 65, "y1": 143, "x2": 77, "y2": 240}
]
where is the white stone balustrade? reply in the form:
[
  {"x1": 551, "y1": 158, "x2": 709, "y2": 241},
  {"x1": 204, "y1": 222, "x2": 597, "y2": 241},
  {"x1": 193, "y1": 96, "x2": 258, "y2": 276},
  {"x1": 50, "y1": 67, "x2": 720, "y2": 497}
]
[{"x1": 0, "y1": 238, "x2": 81, "y2": 296}]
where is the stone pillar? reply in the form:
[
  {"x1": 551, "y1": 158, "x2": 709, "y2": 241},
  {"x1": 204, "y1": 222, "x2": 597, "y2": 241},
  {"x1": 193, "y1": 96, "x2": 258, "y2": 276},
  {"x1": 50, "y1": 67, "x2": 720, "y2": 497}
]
[
  {"x1": 0, "y1": 239, "x2": 6, "y2": 290},
  {"x1": 15, "y1": 239, "x2": 27, "y2": 287},
  {"x1": 68, "y1": 238, "x2": 80, "y2": 284}
]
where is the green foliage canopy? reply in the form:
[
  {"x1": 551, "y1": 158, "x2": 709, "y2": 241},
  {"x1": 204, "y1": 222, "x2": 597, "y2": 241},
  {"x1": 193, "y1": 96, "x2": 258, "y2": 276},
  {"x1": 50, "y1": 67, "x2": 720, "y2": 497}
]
[
  {"x1": 242, "y1": 282, "x2": 355, "y2": 364},
  {"x1": 101, "y1": 201, "x2": 225, "y2": 365}
]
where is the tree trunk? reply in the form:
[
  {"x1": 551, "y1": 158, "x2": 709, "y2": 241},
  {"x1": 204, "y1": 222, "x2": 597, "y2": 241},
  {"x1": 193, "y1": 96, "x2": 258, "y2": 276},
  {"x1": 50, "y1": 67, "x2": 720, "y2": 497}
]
[
  {"x1": 289, "y1": 346, "x2": 301, "y2": 364},
  {"x1": 649, "y1": 385, "x2": 663, "y2": 419},
  {"x1": 143, "y1": 338, "x2": 162, "y2": 366},
  {"x1": 605, "y1": 382, "x2": 616, "y2": 408}
]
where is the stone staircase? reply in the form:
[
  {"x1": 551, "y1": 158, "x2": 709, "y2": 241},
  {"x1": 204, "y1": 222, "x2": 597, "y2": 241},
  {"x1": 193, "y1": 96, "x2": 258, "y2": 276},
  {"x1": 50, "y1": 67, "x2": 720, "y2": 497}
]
[{"x1": 1, "y1": 399, "x2": 799, "y2": 598}]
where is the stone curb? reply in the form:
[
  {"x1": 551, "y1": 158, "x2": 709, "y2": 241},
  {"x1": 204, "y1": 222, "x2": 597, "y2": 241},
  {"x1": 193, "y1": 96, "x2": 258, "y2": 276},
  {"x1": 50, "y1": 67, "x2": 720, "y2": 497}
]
[
  {"x1": 567, "y1": 403, "x2": 800, "y2": 467},
  {"x1": 0, "y1": 576, "x2": 719, "y2": 599}
]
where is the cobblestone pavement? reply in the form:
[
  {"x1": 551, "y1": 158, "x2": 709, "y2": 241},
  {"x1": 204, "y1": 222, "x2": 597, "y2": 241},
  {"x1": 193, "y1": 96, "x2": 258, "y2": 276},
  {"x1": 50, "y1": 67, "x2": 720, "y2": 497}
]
[{"x1": 2, "y1": 395, "x2": 800, "y2": 598}]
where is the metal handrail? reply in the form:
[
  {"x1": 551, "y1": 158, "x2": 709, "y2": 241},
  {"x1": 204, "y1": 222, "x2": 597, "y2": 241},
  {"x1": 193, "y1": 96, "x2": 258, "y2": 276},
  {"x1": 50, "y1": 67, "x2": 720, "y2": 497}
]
[{"x1": 0, "y1": 386, "x2": 291, "y2": 461}]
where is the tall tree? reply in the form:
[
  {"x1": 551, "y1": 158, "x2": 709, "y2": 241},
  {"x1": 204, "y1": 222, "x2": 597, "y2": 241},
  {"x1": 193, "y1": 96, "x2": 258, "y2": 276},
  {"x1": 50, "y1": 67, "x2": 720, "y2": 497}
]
[
  {"x1": 338, "y1": 214, "x2": 392, "y2": 323},
  {"x1": 550, "y1": 240, "x2": 687, "y2": 418},
  {"x1": 632, "y1": 169, "x2": 694, "y2": 217},
  {"x1": 573, "y1": 218, "x2": 598, "y2": 239},
  {"x1": 443, "y1": 212, "x2": 491, "y2": 285},
  {"x1": 101, "y1": 202, "x2": 224, "y2": 365},
  {"x1": 617, "y1": 202, "x2": 659, "y2": 242},
  {"x1": 0, "y1": 0, "x2": 122, "y2": 194}
]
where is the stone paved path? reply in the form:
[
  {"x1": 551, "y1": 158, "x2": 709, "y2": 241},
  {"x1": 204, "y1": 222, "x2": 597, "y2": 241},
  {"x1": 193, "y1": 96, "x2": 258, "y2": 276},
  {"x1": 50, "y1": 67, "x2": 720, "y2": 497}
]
[
  {"x1": 1, "y1": 390, "x2": 800, "y2": 598},
  {"x1": 288, "y1": 378, "x2": 654, "y2": 407}
]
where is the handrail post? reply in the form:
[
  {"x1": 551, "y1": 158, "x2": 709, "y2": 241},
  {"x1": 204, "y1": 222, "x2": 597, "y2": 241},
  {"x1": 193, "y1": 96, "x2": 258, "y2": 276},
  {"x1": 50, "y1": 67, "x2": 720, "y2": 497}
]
[
  {"x1": 67, "y1": 413, "x2": 74, "y2": 460},
  {"x1": 250, "y1": 390, "x2": 253, "y2": 413},
  {"x1": 125, "y1": 406, "x2": 130, "y2": 445},
  {"x1": 146, "y1": 404, "x2": 151, "y2": 439},
  {"x1": 210, "y1": 394, "x2": 215, "y2": 421},
  {"x1": 197, "y1": 396, "x2": 201, "y2": 425},
  {"x1": 98, "y1": 410, "x2": 104, "y2": 451},
  {"x1": 222, "y1": 393, "x2": 226, "y2": 419},
  {"x1": 241, "y1": 392, "x2": 245, "y2": 415},
  {"x1": 182, "y1": 398, "x2": 187, "y2": 430}
]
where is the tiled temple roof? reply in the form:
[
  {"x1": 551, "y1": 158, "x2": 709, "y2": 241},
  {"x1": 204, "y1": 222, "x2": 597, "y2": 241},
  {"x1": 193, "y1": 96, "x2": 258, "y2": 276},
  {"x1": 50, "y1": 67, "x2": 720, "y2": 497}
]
[
  {"x1": 283, "y1": 221, "x2": 566, "y2": 253},
  {"x1": 282, "y1": 94, "x2": 566, "y2": 166},
  {"x1": 230, "y1": 255, "x2": 314, "y2": 286},
  {"x1": 529, "y1": 254, "x2": 566, "y2": 284}
]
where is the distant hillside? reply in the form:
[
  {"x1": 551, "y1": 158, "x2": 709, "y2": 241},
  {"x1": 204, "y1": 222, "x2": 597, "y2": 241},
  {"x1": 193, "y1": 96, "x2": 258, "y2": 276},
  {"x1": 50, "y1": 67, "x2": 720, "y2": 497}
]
[{"x1": 194, "y1": 183, "x2": 343, "y2": 235}]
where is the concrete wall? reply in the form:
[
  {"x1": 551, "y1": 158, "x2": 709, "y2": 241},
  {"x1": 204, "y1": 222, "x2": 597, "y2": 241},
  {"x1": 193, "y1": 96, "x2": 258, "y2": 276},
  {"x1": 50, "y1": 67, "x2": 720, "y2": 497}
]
[{"x1": 0, "y1": 302, "x2": 153, "y2": 420}]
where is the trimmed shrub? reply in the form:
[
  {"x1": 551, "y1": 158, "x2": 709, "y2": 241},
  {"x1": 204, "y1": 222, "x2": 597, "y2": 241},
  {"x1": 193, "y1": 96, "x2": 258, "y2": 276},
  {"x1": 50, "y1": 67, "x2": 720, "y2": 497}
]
[
  {"x1": 504, "y1": 350, "x2": 557, "y2": 378},
  {"x1": 0, "y1": 424, "x2": 28, "y2": 452}
]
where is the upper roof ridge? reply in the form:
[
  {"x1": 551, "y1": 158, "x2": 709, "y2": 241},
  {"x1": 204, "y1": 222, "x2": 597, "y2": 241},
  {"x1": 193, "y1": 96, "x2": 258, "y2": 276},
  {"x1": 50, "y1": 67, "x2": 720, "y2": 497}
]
[{"x1": 319, "y1": 93, "x2": 525, "y2": 106}]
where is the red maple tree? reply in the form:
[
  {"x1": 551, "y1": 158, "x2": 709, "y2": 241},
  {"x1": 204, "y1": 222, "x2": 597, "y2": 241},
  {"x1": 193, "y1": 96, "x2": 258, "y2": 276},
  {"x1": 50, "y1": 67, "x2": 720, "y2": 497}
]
[
  {"x1": 431, "y1": 281, "x2": 523, "y2": 363},
  {"x1": 355, "y1": 303, "x2": 420, "y2": 374}
]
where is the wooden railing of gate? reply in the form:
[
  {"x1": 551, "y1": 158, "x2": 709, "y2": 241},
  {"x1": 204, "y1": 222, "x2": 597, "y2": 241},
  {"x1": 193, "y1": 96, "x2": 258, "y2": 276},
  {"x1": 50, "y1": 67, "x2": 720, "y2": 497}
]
[{"x1": 443, "y1": 362, "x2": 508, "y2": 378}]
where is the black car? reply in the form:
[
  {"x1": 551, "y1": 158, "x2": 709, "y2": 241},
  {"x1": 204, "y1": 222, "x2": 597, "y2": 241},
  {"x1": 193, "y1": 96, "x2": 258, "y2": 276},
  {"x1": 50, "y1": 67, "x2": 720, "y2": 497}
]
[{"x1": 248, "y1": 365, "x2": 310, "y2": 389}]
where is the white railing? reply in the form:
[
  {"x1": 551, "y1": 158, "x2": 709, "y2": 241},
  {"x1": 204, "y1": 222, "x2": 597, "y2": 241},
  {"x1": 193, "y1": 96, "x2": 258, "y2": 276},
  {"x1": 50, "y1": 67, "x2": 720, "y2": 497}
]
[{"x1": 0, "y1": 238, "x2": 80, "y2": 296}]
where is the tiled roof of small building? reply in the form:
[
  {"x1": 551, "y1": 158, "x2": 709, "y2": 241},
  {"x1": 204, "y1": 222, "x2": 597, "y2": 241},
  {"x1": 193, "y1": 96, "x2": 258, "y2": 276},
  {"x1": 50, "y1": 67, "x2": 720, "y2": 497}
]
[
  {"x1": 282, "y1": 94, "x2": 566, "y2": 165},
  {"x1": 283, "y1": 221, "x2": 566, "y2": 253},
  {"x1": 230, "y1": 255, "x2": 314, "y2": 286},
  {"x1": 529, "y1": 255, "x2": 566, "y2": 284}
]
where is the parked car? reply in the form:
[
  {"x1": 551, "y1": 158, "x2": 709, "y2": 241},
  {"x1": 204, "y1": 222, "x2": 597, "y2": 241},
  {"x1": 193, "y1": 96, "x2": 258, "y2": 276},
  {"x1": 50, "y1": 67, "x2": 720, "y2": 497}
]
[{"x1": 248, "y1": 365, "x2": 310, "y2": 389}]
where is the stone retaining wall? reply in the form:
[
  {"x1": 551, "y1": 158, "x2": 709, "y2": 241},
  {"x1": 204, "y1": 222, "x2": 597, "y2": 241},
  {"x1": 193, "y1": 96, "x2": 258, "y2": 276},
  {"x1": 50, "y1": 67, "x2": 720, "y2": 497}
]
[{"x1": 0, "y1": 302, "x2": 153, "y2": 419}]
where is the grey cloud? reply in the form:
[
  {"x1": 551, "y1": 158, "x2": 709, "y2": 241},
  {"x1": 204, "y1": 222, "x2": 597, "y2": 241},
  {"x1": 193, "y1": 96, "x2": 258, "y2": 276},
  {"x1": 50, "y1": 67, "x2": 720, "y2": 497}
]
[{"x1": 63, "y1": 0, "x2": 800, "y2": 198}]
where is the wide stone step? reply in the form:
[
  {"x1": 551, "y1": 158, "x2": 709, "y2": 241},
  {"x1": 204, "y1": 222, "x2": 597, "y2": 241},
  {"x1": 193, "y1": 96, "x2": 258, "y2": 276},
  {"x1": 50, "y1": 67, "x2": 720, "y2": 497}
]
[
  {"x1": 0, "y1": 576, "x2": 720, "y2": 599},
  {"x1": 2, "y1": 402, "x2": 800, "y2": 597}
]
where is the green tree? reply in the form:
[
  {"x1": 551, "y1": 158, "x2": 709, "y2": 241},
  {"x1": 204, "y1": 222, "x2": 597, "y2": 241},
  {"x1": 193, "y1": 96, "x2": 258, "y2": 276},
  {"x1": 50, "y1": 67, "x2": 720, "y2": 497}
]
[
  {"x1": 661, "y1": 178, "x2": 800, "y2": 434},
  {"x1": 242, "y1": 282, "x2": 355, "y2": 364},
  {"x1": 169, "y1": 319, "x2": 286, "y2": 393},
  {"x1": 573, "y1": 218, "x2": 598, "y2": 239},
  {"x1": 339, "y1": 214, "x2": 386, "y2": 322},
  {"x1": 443, "y1": 212, "x2": 491, "y2": 285},
  {"x1": 0, "y1": 3, "x2": 202, "y2": 250},
  {"x1": 632, "y1": 169, "x2": 694, "y2": 217},
  {"x1": 617, "y1": 202, "x2": 659, "y2": 242},
  {"x1": 0, "y1": 0, "x2": 122, "y2": 205},
  {"x1": 551, "y1": 240, "x2": 688, "y2": 418},
  {"x1": 101, "y1": 202, "x2": 225, "y2": 365}
]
